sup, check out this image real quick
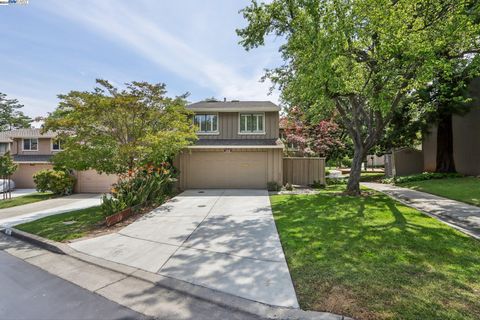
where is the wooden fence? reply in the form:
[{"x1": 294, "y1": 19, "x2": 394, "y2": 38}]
[{"x1": 283, "y1": 157, "x2": 326, "y2": 186}]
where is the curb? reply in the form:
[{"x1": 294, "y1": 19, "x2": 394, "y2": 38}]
[{"x1": 4, "y1": 228, "x2": 353, "y2": 320}]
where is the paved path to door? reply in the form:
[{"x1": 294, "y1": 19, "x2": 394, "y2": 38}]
[
  {"x1": 69, "y1": 189, "x2": 299, "y2": 308},
  {"x1": 363, "y1": 182, "x2": 480, "y2": 239},
  {"x1": 0, "y1": 194, "x2": 102, "y2": 228}
]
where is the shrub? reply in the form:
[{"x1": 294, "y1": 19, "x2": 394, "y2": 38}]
[
  {"x1": 325, "y1": 170, "x2": 331, "y2": 176},
  {"x1": 101, "y1": 164, "x2": 176, "y2": 216},
  {"x1": 382, "y1": 172, "x2": 464, "y2": 184},
  {"x1": 341, "y1": 157, "x2": 352, "y2": 167},
  {"x1": 326, "y1": 177, "x2": 348, "y2": 185},
  {"x1": 285, "y1": 182, "x2": 293, "y2": 191},
  {"x1": 33, "y1": 169, "x2": 76, "y2": 195},
  {"x1": 311, "y1": 180, "x2": 326, "y2": 189},
  {"x1": 267, "y1": 181, "x2": 281, "y2": 191}
]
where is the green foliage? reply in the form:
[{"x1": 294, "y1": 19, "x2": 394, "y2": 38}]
[
  {"x1": 383, "y1": 172, "x2": 463, "y2": 184},
  {"x1": 237, "y1": 0, "x2": 480, "y2": 194},
  {"x1": 311, "y1": 180, "x2": 326, "y2": 189},
  {"x1": 33, "y1": 169, "x2": 76, "y2": 195},
  {"x1": 44, "y1": 79, "x2": 197, "y2": 175},
  {"x1": 0, "y1": 193, "x2": 54, "y2": 209},
  {"x1": 326, "y1": 177, "x2": 348, "y2": 185},
  {"x1": 101, "y1": 164, "x2": 175, "y2": 216},
  {"x1": 0, "y1": 92, "x2": 32, "y2": 130},
  {"x1": 267, "y1": 181, "x2": 282, "y2": 191},
  {"x1": 0, "y1": 152, "x2": 17, "y2": 177}
]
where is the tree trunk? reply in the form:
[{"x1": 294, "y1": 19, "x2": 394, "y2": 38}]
[
  {"x1": 346, "y1": 146, "x2": 364, "y2": 196},
  {"x1": 436, "y1": 112, "x2": 456, "y2": 173}
]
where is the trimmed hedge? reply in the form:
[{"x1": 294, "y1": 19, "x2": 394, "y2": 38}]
[{"x1": 382, "y1": 172, "x2": 463, "y2": 184}]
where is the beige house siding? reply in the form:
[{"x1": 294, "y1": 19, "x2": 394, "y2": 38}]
[
  {"x1": 198, "y1": 112, "x2": 279, "y2": 140},
  {"x1": 283, "y1": 157, "x2": 325, "y2": 185},
  {"x1": 11, "y1": 163, "x2": 54, "y2": 188},
  {"x1": 11, "y1": 138, "x2": 55, "y2": 155},
  {"x1": 175, "y1": 148, "x2": 283, "y2": 189},
  {"x1": 393, "y1": 148, "x2": 424, "y2": 176},
  {"x1": 422, "y1": 109, "x2": 480, "y2": 175}
]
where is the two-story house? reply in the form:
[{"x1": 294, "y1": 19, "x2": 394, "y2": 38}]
[
  {"x1": 0, "y1": 128, "x2": 116, "y2": 192},
  {"x1": 175, "y1": 100, "x2": 284, "y2": 189}
]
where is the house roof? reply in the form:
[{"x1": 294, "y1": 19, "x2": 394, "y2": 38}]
[
  {"x1": 0, "y1": 128, "x2": 57, "y2": 142},
  {"x1": 187, "y1": 101, "x2": 281, "y2": 112},
  {"x1": 13, "y1": 154, "x2": 53, "y2": 163},
  {"x1": 188, "y1": 138, "x2": 284, "y2": 149}
]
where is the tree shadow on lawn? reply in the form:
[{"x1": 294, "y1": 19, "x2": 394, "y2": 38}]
[{"x1": 270, "y1": 192, "x2": 480, "y2": 320}]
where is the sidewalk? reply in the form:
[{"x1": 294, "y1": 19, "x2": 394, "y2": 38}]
[
  {"x1": 0, "y1": 233, "x2": 349, "y2": 320},
  {"x1": 362, "y1": 182, "x2": 480, "y2": 239}
]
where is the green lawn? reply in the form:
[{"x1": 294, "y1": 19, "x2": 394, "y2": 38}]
[
  {"x1": 399, "y1": 177, "x2": 480, "y2": 206},
  {"x1": 270, "y1": 186, "x2": 480, "y2": 320},
  {"x1": 16, "y1": 206, "x2": 104, "y2": 242},
  {"x1": 0, "y1": 192, "x2": 55, "y2": 209}
]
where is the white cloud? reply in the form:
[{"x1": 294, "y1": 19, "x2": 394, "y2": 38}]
[{"x1": 42, "y1": 0, "x2": 279, "y2": 103}]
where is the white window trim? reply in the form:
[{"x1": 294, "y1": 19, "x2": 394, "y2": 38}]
[
  {"x1": 238, "y1": 112, "x2": 266, "y2": 135},
  {"x1": 22, "y1": 138, "x2": 39, "y2": 151},
  {"x1": 194, "y1": 113, "x2": 220, "y2": 135},
  {"x1": 51, "y1": 139, "x2": 62, "y2": 152}
]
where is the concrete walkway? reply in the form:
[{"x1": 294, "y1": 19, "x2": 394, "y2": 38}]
[
  {"x1": 362, "y1": 182, "x2": 480, "y2": 239},
  {"x1": 69, "y1": 189, "x2": 299, "y2": 308},
  {"x1": 0, "y1": 194, "x2": 102, "y2": 228}
]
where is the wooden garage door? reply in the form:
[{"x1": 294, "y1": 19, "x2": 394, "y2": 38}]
[
  {"x1": 76, "y1": 170, "x2": 118, "y2": 193},
  {"x1": 187, "y1": 151, "x2": 267, "y2": 189}
]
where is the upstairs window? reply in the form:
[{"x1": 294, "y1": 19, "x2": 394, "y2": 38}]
[
  {"x1": 194, "y1": 114, "x2": 218, "y2": 133},
  {"x1": 239, "y1": 113, "x2": 264, "y2": 133},
  {"x1": 23, "y1": 138, "x2": 38, "y2": 151},
  {"x1": 52, "y1": 139, "x2": 62, "y2": 151}
]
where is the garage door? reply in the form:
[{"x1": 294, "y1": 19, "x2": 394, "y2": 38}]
[
  {"x1": 76, "y1": 170, "x2": 118, "y2": 193},
  {"x1": 11, "y1": 164, "x2": 53, "y2": 188},
  {"x1": 187, "y1": 151, "x2": 267, "y2": 189}
]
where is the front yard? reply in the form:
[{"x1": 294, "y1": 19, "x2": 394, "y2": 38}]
[
  {"x1": 16, "y1": 206, "x2": 104, "y2": 242},
  {"x1": 270, "y1": 186, "x2": 480, "y2": 320},
  {"x1": 0, "y1": 192, "x2": 55, "y2": 210},
  {"x1": 398, "y1": 176, "x2": 480, "y2": 206}
]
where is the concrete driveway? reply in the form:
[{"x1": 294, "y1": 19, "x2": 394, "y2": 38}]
[
  {"x1": 69, "y1": 189, "x2": 299, "y2": 308},
  {"x1": 0, "y1": 194, "x2": 102, "y2": 228}
]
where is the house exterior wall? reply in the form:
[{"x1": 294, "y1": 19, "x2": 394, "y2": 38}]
[
  {"x1": 11, "y1": 138, "x2": 56, "y2": 155},
  {"x1": 197, "y1": 112, "x2": 279, "y2": 140},
  {"x1": 11, "y1": 163, "x2": 54, "y2": 188},
  {"x1": 175, "y1": 148, "x2": 283, "y2": 189},
  {"x1": 393, "y1": 148, "x2": 424, "y2": 176},
  {"x1": 423, "y1": 109, "x2": 480, "y2": 175}
]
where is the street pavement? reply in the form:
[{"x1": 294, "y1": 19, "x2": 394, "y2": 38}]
[{"x1": 0, "y1": 250, "x2": 146, "y2": 320}]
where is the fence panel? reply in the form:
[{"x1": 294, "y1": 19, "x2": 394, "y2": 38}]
[{"x1": 283, "y1": 157, "x2": 325, "y2": 185}]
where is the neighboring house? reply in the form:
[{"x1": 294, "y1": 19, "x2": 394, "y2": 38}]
[
  {"x1": 175, "y1": 101, "x2": 285, "y2": 189},
  {"x1": 385, "y1": 109, "x2": 480, "y2": 177},
  {"x1": 0, "y1": 129, "x2": 116, "y2": 192}
]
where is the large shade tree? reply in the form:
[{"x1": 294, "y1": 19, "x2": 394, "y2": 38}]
[
  {"x1": 237, "y1": 0, "x2": 480, "y2": 195},
  {"x1": 44, "y1": 79, "x2": 197, "y2": 175},
  {"x1": 0, "y1": 93, "x2": 32, "y2": 130}
]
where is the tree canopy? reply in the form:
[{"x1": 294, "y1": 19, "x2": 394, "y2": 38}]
[
  {"x1": 237, "y1": 0, "x2": 480, "y2": 194},
  {"x1": 0, "y1": 93, "x2": 32, "y2": 130},
  {"x1": 44, "y1": 80, "x2": 197, "y2": 175}
]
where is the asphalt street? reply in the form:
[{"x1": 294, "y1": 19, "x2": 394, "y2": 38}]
[{"x1": 0, "y1": 250, "x2": 146, "y2": 320}]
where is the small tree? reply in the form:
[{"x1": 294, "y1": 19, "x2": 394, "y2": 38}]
[
  {"x1": 44, "y1": 79, "x2": 197, "y2": 175},
  {"x1": 0, "y1": 152, "x2": 17, "y2": 199}
]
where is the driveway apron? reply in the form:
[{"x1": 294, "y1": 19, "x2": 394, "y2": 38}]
[{"x1": 69, "y1": 189, "x2": 299, "y2": 308}]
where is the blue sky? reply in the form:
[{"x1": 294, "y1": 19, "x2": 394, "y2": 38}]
[{"x1": 0, "y1": 0, "x2": 282, "y2": 118}]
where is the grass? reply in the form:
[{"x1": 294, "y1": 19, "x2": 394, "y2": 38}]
[
  {"x1": 270, "y1": 186, "x2": 480, "y2": 320},
  {"x1": 399, "y1": 177, "x2": 480, "y2": 206},
  {"x1": 0, "y1": 192, "x2": 55, "y2": 209},
  {"x1": 16, "y1": 206, "x2": 105, "y2": 242}
]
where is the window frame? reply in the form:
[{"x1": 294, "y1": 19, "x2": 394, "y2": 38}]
[
  {"x1": 194, "y1": 113, "x2": 219, "y2": 135},
  {"x1": 238, "y1": 112, "x2": 266, "y2": 135},
  {"x1": 22, "y1": 138, "x2": 39, "y2": 151},
  {"x1": 51, "y1": 138, "x2": 62, "y2": 151}
]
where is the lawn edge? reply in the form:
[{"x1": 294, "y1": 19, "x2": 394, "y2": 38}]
[{"x1": 2, "y1": 228, "x2": 353, "y2": 320}]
